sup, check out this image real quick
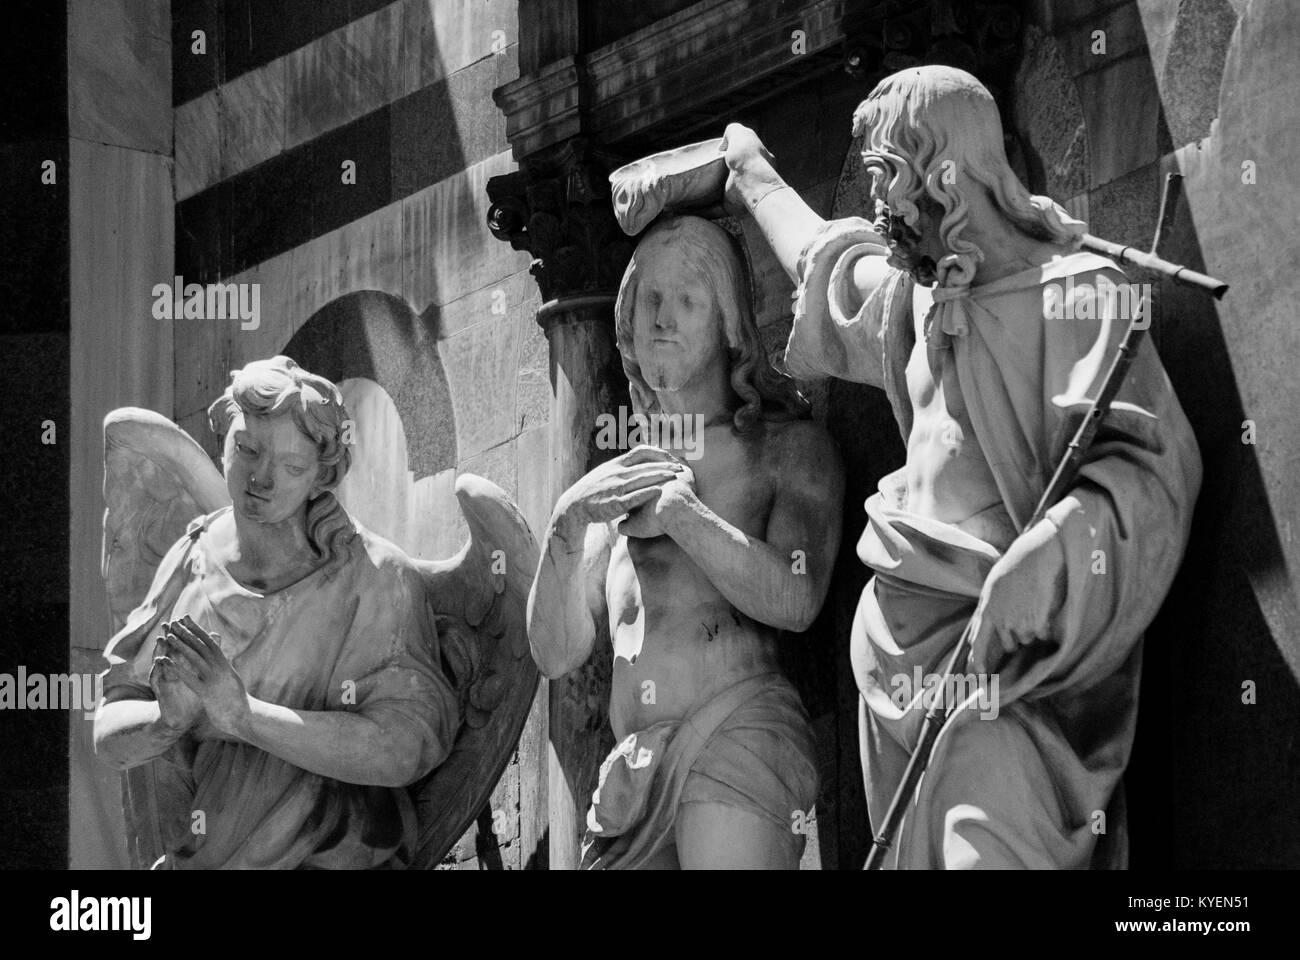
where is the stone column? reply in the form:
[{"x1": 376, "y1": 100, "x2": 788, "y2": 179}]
[{"x1": 487, "y1": 140, "x2": 633, "y2": 869}]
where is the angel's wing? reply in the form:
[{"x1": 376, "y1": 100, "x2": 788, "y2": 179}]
[
  {"x1": 102, "y1": 408, "x2": 230, "y2": 632},
  {"x1": 102, "y1": 408, "x2": 230, "y2": 869},
  {"x1": 407, "y1": 473, "x2": 540, "y2": 867}
]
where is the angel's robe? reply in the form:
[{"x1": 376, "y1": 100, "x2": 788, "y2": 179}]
[
  {"x1": 787, "y1": 219, "x2": 1202, "y2": 868},
  {"x1": 100, "y1": 506, "x2": 459, "y2": 869}
]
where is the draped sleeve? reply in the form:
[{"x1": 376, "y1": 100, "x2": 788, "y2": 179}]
[
  {"x1": 325, "y1": 537, "x2": 461, "y2": 785},
  {"x1": 970, "y1": 261, "x2": 1204, "y2": 705},
  {"x1": 785, "y1": 217, "x2": 906, "y2": 389}
]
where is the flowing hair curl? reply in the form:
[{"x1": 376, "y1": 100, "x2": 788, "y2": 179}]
[
  {"x1": 207, "y1": 355, "x2": 355, "y2": 572},
  {"x1": 854, "y1": 65, "x2": 1086, "y2": 287}
]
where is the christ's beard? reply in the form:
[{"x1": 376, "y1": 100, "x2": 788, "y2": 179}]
[{"x1": 877, "y1": 212, "x2": 938, "y2": 286}]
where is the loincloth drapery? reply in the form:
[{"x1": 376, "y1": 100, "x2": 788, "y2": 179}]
[{"x1": 580, "y1": 672, "x2": 818, "y2": 870}]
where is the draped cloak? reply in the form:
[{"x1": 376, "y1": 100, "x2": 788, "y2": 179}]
[
  {"x1": 786, "y1": 218, "x2": 1202, "y2": 868},
  {"x1": 100, "y1": 507, "x2": 459, "y2": 869}
]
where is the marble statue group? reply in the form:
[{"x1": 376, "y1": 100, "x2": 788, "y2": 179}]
[{"x1": 93, "y1": 65, "x2": 1200, "y2": 869}]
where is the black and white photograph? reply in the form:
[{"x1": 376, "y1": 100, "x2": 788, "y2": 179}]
[{"x1": 0, "y1": 0, "x2": 1293, "y2": 938}]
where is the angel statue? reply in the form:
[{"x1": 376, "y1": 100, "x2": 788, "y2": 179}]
[{"x1": 93, "y1": 356, "x2": 538, "y2": 869}]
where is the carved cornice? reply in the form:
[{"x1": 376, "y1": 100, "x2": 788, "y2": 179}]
[
  {"x1": 488, "y1": 0, "x2": 1026, "y2": 307},
  {"x1": 492, "y1": 55, "x2": 584, "y2": 162},
  {"x1": 495, "y1": 0, "x2": 869, "y2": 159},
  {"x1": 485, "y1": 139, "x2": 634, "y2": 307},
  {"x1": 585, "y1": 0, "x2": 850, "y2": 145},
  {"x1": 496, "y1": 1, "x2": 1029, "y2": 160}
]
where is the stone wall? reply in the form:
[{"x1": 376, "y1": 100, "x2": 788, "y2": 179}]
[
  {"x1": 69, "y1": 0, "x2": 551, "y2": 870},
  {"x1": 65, "y1": 0, "x2": 176, "y2": 870},
  {"x1": 1010, "y1": 0, "x2": 1300, "y2": 869}
]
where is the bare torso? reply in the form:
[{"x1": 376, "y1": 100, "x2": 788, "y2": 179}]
[
  {"x1": 604, "y1": 422, "x2": 788, "y2": 738},
  {"x1": 900, "y1": 298, "x2": 1017, "y2": 549}
]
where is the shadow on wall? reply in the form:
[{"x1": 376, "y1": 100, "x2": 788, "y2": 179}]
[
  {"x1": 782, "y1": 0, "x2": 1300, "y2": 869},
  {"x1": 282, "y1": 290, "x2": 457, "y2": 481},
  {"x1": 1010, "y1": 0, "x2": 1300, "y2": 868}
]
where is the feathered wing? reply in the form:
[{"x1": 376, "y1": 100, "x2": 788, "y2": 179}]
[
  {"x1": 102, "y1": 419, "x2": 542, "y2": 868},
  {"x1": 102, "y1": 407, "x2": 230, "y2": 632},
  {"x1": 101, "y1": 408, "x2": 230, "y2": 868},
  {"x1": 407, "y1": 473, "x2": 540, "y2": 868}
]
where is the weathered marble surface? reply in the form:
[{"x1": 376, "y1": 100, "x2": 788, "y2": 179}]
[
  {"x1": 68, "y1": 0, "x2": 170, "y2": 154},
  {"x1": 1012, "y1": 26, "x2": 1089, "y2": 201},
  {"x1": 438, "y1": 307, "x2": 521, "y2": 461},
  {"x1": 174, "y1": 92, "x2": 220, "y2": 201},
  {"x1": 402, "y1": 150, "x2": 531, "y2": 310},
  {"x1": 286, "y1": 3, "x2": 403, "y2": 150},
  {"x1": 222, "y1": 62, "x2": 286, "y2": 178},
  {"x1": 69, "y1": 141, "x2": 174, "y2": 659}
]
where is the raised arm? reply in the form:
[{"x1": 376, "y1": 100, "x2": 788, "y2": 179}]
[
  {"x1": 646, "y1": 422, "x2": 844, "y2": 632},
  {"x1": 722, "y1": 123, "x2": 827, "y2": 284},
  {"x1": 723, "y1": 123, "x2": 901, "y2": 388}
]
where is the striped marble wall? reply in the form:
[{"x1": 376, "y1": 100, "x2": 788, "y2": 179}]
[
  {"x1": 70, "y1": 0, "x2": 552, "y2": 869},
  {"x1": 67, "y1": 0, "x2": 176, "y2": 871}
]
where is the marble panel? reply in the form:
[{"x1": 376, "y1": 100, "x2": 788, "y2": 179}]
[
  {"x1": 438, "y1": 315, "x2": 519, "y2": 460},
  {"x1": 1158, "y1": 0, "x2": 1238, "y2": 146},
  {"x1": 68, "y1": 0, "x2": 170, "y2": 154},
  {"x1": 432, "y1": 271, "x2": 528, "y2": 341},
  {"x1": 1077, "y1": 53, "x2": 1165, "y2": 188},
  {"x1": 515, "y1": 287, "x2": 550, "y2": 434},
  {"x1": 1013, "y1": 24, "x2": 1090, "y2": 200},
  {"x1": 514, "y1": 423, "x2": 554, "y2": 543},
  {"x1": 171, "y1": 0, "x2": 222, "y2": 106},
  {"x1": 285, "y1": 2, "x2": 403, "y2": 151},
  {"x1": 390, "y1": 49, "x2": 515, "y2": 201},
  {"x1": 402, "y1": 0, "x2": 520, "y2": 94},
  {"x1": 402, "y1": 150, "x2": 530, "y2": 312},
  {"x1": 458, "y1": 439, "x2": 518, "y2": 501},
  {"x1": 220, "y1": 60, "x2": 286, "y2": 179},
  {"x1": 1053, "y1": 1, "x2": 1149, "y2": 77},
  {"x1": 69, "y1": 141, "x2": 173, "y2": 655},
  {"x1": 175, "y1": 91, "x2": 222, "y2": 201}
]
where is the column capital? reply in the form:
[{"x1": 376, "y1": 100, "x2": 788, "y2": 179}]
[{"x1": 486, "y1": 138, "x2": 633, "y2": 306}]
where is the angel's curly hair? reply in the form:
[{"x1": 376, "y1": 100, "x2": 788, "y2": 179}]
[
  {"x1": 854, "y1": 64, "x2": 1086, "y2": 288},
  {"x1": 614, "y1": 216, "x2": 807, "y2": 434},
  {"x1": 207, "y1": 355, "x2": 354, "y2": 569}
]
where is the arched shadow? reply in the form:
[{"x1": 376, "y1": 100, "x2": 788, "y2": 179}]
[{"x1": 282, "y1": 289, "x2": 456, "y2": 479}]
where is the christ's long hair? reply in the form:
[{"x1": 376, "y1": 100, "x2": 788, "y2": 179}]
[
  {"x1": 207, "y1": 355, "x2": 355, "y2": 573},
  {"x1": 614, "y1": 216, "x2": 808, "y2": 434},
  {"x1": 854, "y1": 65, "x2": 1086, "y2": 288}
]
